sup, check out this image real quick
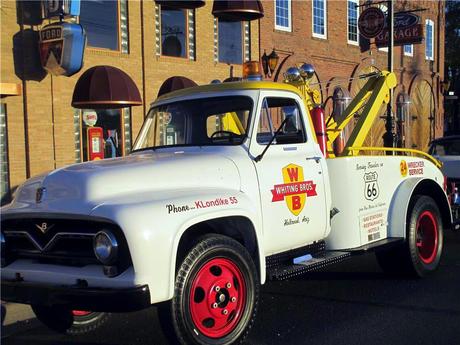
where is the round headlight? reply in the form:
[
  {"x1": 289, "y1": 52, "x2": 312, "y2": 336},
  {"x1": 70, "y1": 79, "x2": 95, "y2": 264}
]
[{"x1": 93, "y1": 231, "x2": 118, "y2": 265}]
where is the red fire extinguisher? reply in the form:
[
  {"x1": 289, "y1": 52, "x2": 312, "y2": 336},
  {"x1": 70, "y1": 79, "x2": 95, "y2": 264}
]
[{"x1": 310, "y1": 106, "x2": 328, "y2": 157}]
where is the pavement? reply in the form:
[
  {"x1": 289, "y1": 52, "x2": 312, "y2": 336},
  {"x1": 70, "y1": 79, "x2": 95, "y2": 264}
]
[{"x1": 1, "y1": 229, "x2": 459, "y2": 345}]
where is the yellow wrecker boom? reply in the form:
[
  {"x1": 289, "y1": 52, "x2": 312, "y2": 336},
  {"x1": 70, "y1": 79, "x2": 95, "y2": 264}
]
[
  {"x1": 284, "y1": 71, "x2": 442, "y2": 167},
  {"x1": 325, "y1": 71, "x2": 397, "y2": 156},
  {"x1": 286, "y1": 71, "x2": 397, "y2": 158}
]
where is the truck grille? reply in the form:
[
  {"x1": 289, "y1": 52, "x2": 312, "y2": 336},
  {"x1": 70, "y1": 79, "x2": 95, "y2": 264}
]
[{"x1": 1, "y1": 216, "x2": 130, "y2": 268}]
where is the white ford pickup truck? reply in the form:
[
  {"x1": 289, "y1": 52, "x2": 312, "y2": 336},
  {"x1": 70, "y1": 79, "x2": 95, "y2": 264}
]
[{"x1": 1, "y1": 76, "x2": 452, "y2": 345}]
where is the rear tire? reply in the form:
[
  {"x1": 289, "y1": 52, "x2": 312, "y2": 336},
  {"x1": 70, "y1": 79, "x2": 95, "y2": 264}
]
[
  {"x1": 158, "y1": 235, "x2": 259, "y2": 345},
  {"x1": 407, "y1": 195, "x2": 443, "y2": 277},
  {"x1": 32, "y1": 305, "x2": 111, "y2": 335},
  {"x1": 376, "y1": 195, "x2": 443, "y2": 277}
]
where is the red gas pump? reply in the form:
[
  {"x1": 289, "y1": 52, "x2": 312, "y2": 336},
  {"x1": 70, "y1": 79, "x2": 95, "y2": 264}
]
[{"x1": 87, "y1": 127, "x2": 104, "y2": 161}]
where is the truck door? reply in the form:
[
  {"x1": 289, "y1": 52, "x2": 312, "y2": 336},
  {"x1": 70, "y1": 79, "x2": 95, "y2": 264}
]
[{"x1": 250, "y1": 92, "x2": 328, "y2": 255}]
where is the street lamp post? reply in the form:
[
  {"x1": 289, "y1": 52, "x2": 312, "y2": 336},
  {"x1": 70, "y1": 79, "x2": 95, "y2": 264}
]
[{"x1": 383, "y1": 0, "x2": 396, "y2": 151}]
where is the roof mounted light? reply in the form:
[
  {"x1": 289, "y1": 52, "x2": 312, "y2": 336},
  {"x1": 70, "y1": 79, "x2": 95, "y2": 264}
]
[
  {"x1": 299, "y1": 63, "x2": 315, "y2": 80},
  {"x1": 242, "y1": 61, "x2": 263, "y2": 81},
  {"x1": 284, "y1": 67, "x2": 302, "y2": 82}
]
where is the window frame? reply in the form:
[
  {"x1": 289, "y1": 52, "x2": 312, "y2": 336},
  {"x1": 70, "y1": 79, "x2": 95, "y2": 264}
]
[
  {"x1": 77, "y1": 108, "x2": 129, "y2": 162},
  {"x1": 274, "y1": 0, "x2": 292, "y2": 32},
  {"x1": 425, "y1": 19, "x2": 434, "y2": 61},
  {"x1": 80, "y1": 0, "x2": 122, "y2": 52},
  {"x1": 256, "y1": 96, "x2": 308, "y2": 146},
  {"x1": 312, "y1": 0, "x2": 327, "y2": 39},
  {"x1": 159, "y1": 6, "x2": 190, "y2": 59},
  {"x1": 404, "y1": 44, "x2": 413, "y2": 57},
  {"x1": 217, "y1": 19, "x2": 245, "y2": 65},
  {"x1": 347, "y1": 0, "x2": 359, "y2": 45},
  {"x1": 0, "y1": 103, "x2": 10, "y2": 203}
]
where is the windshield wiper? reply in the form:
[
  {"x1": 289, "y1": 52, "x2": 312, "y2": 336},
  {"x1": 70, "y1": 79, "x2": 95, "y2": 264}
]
[{"x1": 254, "y1": 117, "x2": 290, "y2": 163}]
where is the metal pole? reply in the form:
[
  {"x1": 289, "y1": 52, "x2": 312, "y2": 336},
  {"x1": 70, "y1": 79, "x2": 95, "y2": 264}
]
[{"x1": 383, "y1": 0, "x2": 395, "y2": 150}]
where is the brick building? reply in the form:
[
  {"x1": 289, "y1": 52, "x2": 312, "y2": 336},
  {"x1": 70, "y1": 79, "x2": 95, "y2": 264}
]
[
  {"x1": 260, "y1": 0, "x2": 445, "y2": 151},
  {"x1": 0, "y1": 0, "x2": 445, "y2": 203}
]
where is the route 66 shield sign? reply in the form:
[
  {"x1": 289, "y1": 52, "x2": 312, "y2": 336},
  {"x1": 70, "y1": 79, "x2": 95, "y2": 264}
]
[{"x1": 364, "y1": 172, "x2": 380, "y2": 201}]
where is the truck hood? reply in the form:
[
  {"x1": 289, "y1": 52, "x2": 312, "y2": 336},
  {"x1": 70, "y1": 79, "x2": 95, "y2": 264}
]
[{"x1": 8, "y1": 151, "x2": 241, "y2": 215}]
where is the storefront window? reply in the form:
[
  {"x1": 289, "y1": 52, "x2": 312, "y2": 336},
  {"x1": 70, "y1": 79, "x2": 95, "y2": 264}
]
[
  {"x1": 78, "y1": 108, "x2": 130, "y2": 162},
  {"x1": 218, "y1": 20, "x2": 243, "y2": 64},
  {"x1": 161, "y1": 7, "x2": 187, "y2": 57},
  {"x1": 80, "y1": 0, "x2": 121, "y2": 51}
]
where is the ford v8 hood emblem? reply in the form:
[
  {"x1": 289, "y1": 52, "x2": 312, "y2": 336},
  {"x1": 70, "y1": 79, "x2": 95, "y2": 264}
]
[
  {"x1": 35, "y1": 222, "x2": 54, "y2": 234},
  {"x1": 36, "y1": 187, "x2": 47, "y2": 203}
]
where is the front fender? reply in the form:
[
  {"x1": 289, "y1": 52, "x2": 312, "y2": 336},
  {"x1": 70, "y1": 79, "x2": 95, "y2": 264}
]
[
  {"x1": 90, "y1": 190, "x2": 264, "y2": 304},
  {"x1": 388, "y1": 178, "x2": 452, "y2": 238}
]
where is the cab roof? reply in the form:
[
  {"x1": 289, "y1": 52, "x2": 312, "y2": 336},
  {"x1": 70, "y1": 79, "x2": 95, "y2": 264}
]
[{"x1": 154, "y1": 81, "x2": 304, "y2": 104}]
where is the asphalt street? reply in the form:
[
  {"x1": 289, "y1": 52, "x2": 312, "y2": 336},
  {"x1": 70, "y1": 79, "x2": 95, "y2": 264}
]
[{"x1": 2, "y1": 229, "x2": 460, "y2": 345}]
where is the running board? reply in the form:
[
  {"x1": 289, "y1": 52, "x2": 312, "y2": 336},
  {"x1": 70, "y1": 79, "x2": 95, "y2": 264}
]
[
  {"x1": 340, "y1": 237, "x2": 405, "y2": 254},
  {"x1": 267, "y1": 251, "x2": 351, "y2": 281}
]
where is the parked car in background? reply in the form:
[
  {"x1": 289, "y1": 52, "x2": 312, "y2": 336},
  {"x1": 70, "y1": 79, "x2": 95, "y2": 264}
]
[{"x1": 429, "y1": 135, "x2": 460, "y2": 230}]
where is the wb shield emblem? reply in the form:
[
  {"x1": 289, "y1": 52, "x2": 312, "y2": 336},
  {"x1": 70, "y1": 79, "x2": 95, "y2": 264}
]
[
  {"x1": 364, "y1": 172, "x2": 380, "y2": 201},
  {"x1": 271, "y1": 164, "x2": 317, "y2": 216}
]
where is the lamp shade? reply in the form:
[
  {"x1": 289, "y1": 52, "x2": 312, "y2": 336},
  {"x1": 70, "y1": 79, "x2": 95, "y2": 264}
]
[
  {"x1": 72, "y1": 65, "x2": 142, "y2": 109},
  {"x1": 155, "y1": 0, "x2": 206, "y2": 9},
  {"x1": 157, "y1": 76, "x2": 198, "y2": 97},
  {"x1": 212, "y1": 0, "x2": 264, "y2": 21}
]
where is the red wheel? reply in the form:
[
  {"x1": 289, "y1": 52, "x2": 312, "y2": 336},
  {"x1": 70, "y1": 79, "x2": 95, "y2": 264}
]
[
  {"x1": 189, "y1": 258, "x2": 246, "y2": 338},
  {"x1": 72, "y1": 310, "x2": 92, "y2": 317},
  {"x1": 158, "y1": 235, "x2": 259, "y2": 345},
  {"x1": 377, "y1": 195, "x2": 444, "y2": 277},
  {"x1": 416, "y1": 210, "x2": 439, "y2": 264}
]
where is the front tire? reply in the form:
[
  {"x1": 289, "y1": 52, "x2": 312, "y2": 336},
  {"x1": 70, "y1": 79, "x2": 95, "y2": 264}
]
[
  {"x1": 31, "y1": 305, "x2": 111, "y2": 335},
  {"x1": 159, "y1": 235, "x2": 259, "y2": 345}
]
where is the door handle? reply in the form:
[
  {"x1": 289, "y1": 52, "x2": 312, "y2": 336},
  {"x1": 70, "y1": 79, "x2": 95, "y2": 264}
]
[{"x1": 306, "y1": 156, "x2": 322, "y2": 163}]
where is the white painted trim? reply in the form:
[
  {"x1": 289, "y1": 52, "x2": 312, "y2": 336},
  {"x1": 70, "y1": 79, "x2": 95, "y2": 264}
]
[
  {"x1": 347, "y1": 0, "x2": 359, "y2": 45},
  {"x1": 425, "y1": 19, "x2": 434, "y2": 61},
  {"x1": 312, "y1": 0, "x2": 327, "y2": 39},
  {"x1": 274, "y1": 0, "x2": 292, "y2": 32},
  {"x1": 377, "y1": 3, "x2": 388, "y2": 52}
]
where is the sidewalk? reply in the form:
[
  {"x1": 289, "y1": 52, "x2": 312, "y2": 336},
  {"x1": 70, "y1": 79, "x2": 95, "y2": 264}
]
[{"x1": 1, "y1": 302, "x2": 38, "y2": 339}]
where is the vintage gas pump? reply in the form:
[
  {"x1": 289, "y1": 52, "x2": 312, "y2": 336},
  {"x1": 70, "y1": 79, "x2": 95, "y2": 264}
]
[{"x1": 87, "y1": 127, "x2": 104, "y2": 161}]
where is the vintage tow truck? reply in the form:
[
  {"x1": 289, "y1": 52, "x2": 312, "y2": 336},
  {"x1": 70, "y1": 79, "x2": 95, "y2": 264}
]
[{"x1": 1, "y1": 63, "x2": 452, "y2": 345}]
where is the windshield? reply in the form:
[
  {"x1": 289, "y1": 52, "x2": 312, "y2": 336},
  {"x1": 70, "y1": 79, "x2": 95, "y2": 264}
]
[
  {"x1": 429, "y1": 139, "x2": 460, "y2": 156},
  {"x1": 133, "y1": 96, "x2": 253, "y2": 151}
]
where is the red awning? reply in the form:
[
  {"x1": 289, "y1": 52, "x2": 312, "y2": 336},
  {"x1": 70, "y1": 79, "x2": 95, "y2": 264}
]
[
  {"x1": 157, "y1": 76, "x2": 198, "y2": 97},
  {"x1": 155, "y1": 0, "x2": 205, "y2": 9},
  {"x1": 72, "y1": 65, "x2": 142, "y2": 109},
  {"x1": 212, "y1": 0, "x2": 264, "y2": 21}
]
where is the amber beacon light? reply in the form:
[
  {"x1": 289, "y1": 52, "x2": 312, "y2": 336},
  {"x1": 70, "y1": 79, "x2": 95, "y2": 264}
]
[{"x1": 242, "y1": 61, "x2": 263, "y2": 81}]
